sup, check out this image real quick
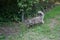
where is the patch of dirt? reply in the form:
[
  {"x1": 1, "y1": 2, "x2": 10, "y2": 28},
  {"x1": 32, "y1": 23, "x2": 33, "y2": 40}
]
[
  {"x1": 0, "y1": 22, "x2": 20, "y2": 40},
  {"x1": 49, "y1": 18, "x2": 60, "y2": 31},
  {"x1": 50, "y1": 19, "x2": 58, "y2": 27}
]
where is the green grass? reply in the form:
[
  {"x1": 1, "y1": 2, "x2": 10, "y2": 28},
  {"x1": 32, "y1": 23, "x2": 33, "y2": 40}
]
[
  {"x1": 0, "y1": 5, "x2": 60, "y2": 40},
  {"x1": 45, "y1": 6, "x2": 60, "y2": 19}
]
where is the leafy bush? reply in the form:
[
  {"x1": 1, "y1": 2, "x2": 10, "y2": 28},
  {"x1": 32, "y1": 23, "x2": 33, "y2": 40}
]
[
  {"x1": 0, "y1": 0, "x2": 55, "y2": 22},
  {"x1": 0, "y1": 0, "x2": 18, "y2": 22}
]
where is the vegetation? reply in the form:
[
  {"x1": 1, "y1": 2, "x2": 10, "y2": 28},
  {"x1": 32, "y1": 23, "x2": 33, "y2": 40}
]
[
  {"x1": 0, "y1": 5, "x2": 60, "y2": 40},
  {"x1": 0, "y1": 0, "x2": 56, "y2": 22},
  {"x1": 0, "y1": 0, "x2": 60, "y2": 40}
]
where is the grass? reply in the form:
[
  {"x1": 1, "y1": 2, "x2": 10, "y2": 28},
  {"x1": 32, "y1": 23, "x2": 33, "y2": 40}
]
[
  {"x1": 45, "y1": 6, "x2": 60, "y2": 19},
  {"x1": 0, "y1": 5, "x2": 60, "y2": 40}
]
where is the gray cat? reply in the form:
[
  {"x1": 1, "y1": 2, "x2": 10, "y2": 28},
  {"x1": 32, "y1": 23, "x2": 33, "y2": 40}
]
[{"x1": 25, "y1": 11, "x2": 44, "y2": 27}]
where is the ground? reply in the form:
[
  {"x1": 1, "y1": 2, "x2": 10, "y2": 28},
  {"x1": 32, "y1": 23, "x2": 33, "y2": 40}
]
[{"x1": 0, "y1": 5, "x2": 60, "y2": 40}]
